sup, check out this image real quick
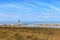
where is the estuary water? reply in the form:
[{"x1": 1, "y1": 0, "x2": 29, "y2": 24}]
[{"x1": 0, "y1": 21, "x2": 60, "y2": 24}]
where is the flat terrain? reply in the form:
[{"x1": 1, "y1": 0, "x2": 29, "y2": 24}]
[{"x1": 0, "y1": 27, "x2": 60, "y2": 40}]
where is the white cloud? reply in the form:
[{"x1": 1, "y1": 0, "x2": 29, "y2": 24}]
[
  {"x1": 0, "y1": 1, "x2": 60, "y2": 21},
  {"x1": 33, "y1": 2, "x2": 60, "y2": 11},
  {"x1": 0, "y1": 13, "x2": 21, "y2": 21},
  {"x1": 0, "y1": 3, "x2": 17, "y2": 8},
  {"x1": 0, "y1": 13, "x2": 8, "y2": 16},
  {"x1": 46, "y1": 4, "x2": 60, "y2": 11},
  {"x1": 45, "y1": 16, "x2": 50, "y2": 19}
]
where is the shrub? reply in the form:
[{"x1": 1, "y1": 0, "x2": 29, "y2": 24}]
[
  {"x1": 33, "y1": 37, "x2": 38, "y2": 40},
  {"x1": 14, "y1": 34, "x2": 24, "y2": 40},
  {"x1": 26, "y1": 36, "x2": 33, "y2": 40}
]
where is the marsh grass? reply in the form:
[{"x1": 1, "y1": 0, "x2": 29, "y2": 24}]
[{"x1": 0, "y1": 27, "x2": 59, "y2": 40}]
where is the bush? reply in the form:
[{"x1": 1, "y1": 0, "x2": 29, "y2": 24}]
[
  {"x1": 14, "y1": 34, "x2": 24, "y2": 40},
  {"x1": 26, "y1": 36, "x2": 33, "y2": 40},
  {"x1": 33, "y1": 37, "x2": 38, "y2": 40}
]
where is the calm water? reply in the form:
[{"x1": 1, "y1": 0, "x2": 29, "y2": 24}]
[{"x1": 0, "y1": 21, "x2": 60, "y2": 24}]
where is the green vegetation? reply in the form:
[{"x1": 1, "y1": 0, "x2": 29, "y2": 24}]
[{"x1": 14, "y1": 34, "x2": 23, "y2": 40}]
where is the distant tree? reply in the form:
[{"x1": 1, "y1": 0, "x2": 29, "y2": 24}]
[{"x1": 18, "y1": 20, "x2": 20, "y2": 24}]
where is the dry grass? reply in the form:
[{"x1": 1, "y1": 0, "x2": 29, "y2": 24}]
[{"x1": 0, "y1": 27, "x2": 60, "y2": 40}]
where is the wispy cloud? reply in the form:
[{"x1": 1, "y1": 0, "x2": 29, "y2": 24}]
[
  {"x1": 0, "y1": 0, "x2": 60, "y2": 21},
  {"x1": 45, "y1": 4, "x2": 60, "y2": 11}
]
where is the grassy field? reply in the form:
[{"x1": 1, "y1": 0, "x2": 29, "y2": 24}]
[{"x1": 0, "y1": 27, "x2": 60, "y2": 40}]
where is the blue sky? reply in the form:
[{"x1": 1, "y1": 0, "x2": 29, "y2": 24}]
[{"x1": 0, "y1": 0, "x2": 60, "y2": 21}]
